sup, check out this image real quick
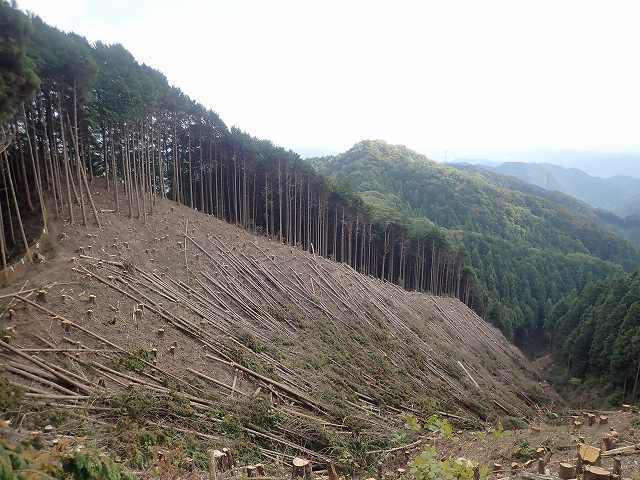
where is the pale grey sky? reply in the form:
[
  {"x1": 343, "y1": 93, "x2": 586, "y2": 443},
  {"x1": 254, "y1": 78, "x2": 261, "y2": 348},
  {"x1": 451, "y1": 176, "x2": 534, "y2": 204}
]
[{"x1": 17, "y1": 0, "x2": 640, "y2": 162}]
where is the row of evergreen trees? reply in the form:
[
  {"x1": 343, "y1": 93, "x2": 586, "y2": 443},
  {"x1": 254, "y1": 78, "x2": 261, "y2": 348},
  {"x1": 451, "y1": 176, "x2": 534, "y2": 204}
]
[
  {"x1": 0, "y1": 1, "x2": 475, "y2": 306},
  {"x1": 547, "y1": 269, "x2": 640, "y2": 403}
]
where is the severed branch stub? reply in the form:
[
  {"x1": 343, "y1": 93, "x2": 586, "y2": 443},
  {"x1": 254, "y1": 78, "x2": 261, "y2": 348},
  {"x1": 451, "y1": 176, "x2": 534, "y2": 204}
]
[{"x1": 292, "y1": 457, "x2": 312, "y2": 480}]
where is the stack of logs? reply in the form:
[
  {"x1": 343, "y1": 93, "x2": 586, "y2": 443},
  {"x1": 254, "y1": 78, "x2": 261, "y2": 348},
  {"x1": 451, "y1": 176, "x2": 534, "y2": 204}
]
[{"x1": 555, "y1": 441, "x2": 623, "y2": 480}]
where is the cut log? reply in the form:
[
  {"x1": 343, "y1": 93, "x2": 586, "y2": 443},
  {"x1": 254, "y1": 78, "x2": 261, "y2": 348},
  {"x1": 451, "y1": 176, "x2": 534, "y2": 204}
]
[
  {"x1": 579, "y1": 444, "x2": 601, "y2": 465},
  {"x1": 583, "y1": 465, "x2": 611, "y2": 480},
  {"x1": 558, "y1": 462, "x2": 576, "y2": 480},
  {"x1": 602, "y1": 443, "x2": 640, "y2": 457}
]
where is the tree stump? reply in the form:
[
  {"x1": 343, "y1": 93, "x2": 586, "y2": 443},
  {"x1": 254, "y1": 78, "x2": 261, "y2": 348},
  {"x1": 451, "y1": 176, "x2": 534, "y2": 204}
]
[
  {"x1": 622, "y1": 404, "x2": 633, "y2": 412},
  {"x1": 537, "y1": 458, "x2": 545, "y2": 474},
  {"x1": 602, "y1": 434, "x2": 616, "y2": 452},
  {"x1": 583, "y1": 465, "x2": 611, "y2": 480},
  {"x1": 208, "y1": 449, "x2": 225, "y2": 480},
  {"x1": 292, "y1": 458, "x2": 312, "y2": 480},
  {"x1": 222, "y1": 447, "x2": 234, "y2": 470},
  {"x1": 558, "y1": 462, "x2": 576, "y2": 480},
  {"x1": 599, "y1": 416, "x2": 608, "y2": 425},
  {"x1": 255, "y1": 464, "x2": 265, "y2": 477},
  {"x1": 587, "y1": 413, "x2": 597, "y2": 426},
  {"x1": 246, "y1": 465, "x2": 257, "y2": 477}
]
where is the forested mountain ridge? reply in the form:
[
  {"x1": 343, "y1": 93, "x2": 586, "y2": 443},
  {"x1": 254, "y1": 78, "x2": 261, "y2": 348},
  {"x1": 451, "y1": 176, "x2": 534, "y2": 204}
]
[
  {"x1": 0, "y1": 2, "x2": 477, "y2": 308},
  {"x1": 454, "y1": 162, "x2": 640, "y2": 248},
  {"x1": 312, "y1": 140, "x2": 640, "y2": 345}
]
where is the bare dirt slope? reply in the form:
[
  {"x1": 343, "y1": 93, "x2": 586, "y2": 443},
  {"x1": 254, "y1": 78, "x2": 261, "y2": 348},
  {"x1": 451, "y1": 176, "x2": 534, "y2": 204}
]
[{"x1": 0, "y1": 183, "x2": 556, "y2": 470}]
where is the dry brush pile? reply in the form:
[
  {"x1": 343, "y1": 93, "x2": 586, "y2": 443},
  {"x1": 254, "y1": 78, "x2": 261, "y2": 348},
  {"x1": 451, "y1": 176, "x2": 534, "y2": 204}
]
[{"x1": 0, "y1": 187, "x2": 555, "y2": 475}]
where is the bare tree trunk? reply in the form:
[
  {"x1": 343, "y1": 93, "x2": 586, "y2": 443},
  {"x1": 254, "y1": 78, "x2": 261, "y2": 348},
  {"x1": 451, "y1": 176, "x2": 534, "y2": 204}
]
[
  {"x1": 3, "y1": 151, "x2": 31, "y2": 261},
  {"x1": 58, "y1": 99, "x2": 74, "y2": 225},
  {"x1": 23, "y1": 105, "x2": 46, "y2": 229}
]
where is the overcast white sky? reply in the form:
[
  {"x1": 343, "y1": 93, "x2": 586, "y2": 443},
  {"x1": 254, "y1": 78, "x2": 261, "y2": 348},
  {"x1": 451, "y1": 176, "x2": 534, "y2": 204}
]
[{"x1": 16, "y1": 0, "x2": 640, "y2": 161}]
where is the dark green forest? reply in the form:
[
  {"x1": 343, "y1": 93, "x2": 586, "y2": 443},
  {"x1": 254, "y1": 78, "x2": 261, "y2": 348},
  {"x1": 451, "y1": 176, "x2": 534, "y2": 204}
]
[
  {"x1": 455, "y1": 162, "x2": 640, "y2": 248},
  {"x1": 312, "y1": 140, "x2": 640, "y2": 352},
  {"x1": 546, "y1": 269, "x2": 640, "y2": 402},
  {"x1": 0, "y1": 1, "x2": 474, "y2": 305}
]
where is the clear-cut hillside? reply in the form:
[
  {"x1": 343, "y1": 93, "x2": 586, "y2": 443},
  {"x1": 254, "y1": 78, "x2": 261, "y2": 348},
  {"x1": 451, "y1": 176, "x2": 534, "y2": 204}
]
[{"x1": 0, "y1": 182, "x2": 555, "y2": 466}]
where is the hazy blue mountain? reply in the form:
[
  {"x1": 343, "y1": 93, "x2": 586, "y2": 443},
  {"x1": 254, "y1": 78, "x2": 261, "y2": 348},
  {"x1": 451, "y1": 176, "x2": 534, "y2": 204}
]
[
  {"x1": 514, "y1": 151, "x2": 640, "y2": 179},
  {"x1": 482, "y1": 162, "x2": 640, "y2": 218}
]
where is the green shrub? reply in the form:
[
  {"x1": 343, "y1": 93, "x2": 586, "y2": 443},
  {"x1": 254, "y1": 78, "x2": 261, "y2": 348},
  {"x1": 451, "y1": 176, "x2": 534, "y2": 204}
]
[
  {"x1": 501, "y1": 416, "x2": 528, "y2": 431},
  {"x1": 62, "y1": 451, "x2": 135, "y2": 480},
  {"x1": 112, "y1": 390, "x2": 193, "y2": 419},
  {"x1": 113, "y1": 349, "x2": 152, "y2": 373},
  {"x1": 512, "y1": 439, "x2": 536, "y2": 461},
  {"x1": 0, "y1": 378, "x2": 24, "y2": 413},
  {"x1": 411, "y1": 448, "x2": 486, "y2": 480},
  {"x1": 425, "y1": 415, "x2": 453, "y2": 438}
]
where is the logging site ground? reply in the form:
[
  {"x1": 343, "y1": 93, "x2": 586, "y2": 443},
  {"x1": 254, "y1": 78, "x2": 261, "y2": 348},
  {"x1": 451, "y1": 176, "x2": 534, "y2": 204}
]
[{"x1": 1, "y1": 183, "x2": 639, "y2": 480}]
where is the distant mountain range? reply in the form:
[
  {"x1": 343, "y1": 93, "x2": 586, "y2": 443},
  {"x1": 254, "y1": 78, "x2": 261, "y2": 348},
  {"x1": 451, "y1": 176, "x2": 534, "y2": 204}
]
[
  {"x1": 453, "y1": 161, "x2": 640, "y2": 219},
  {"x1": 451, "y1": 151, "x2": 640, "y2": 179},
  {"x1": 311, "y1": 140, "x2": 640, "y2": 346}
]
